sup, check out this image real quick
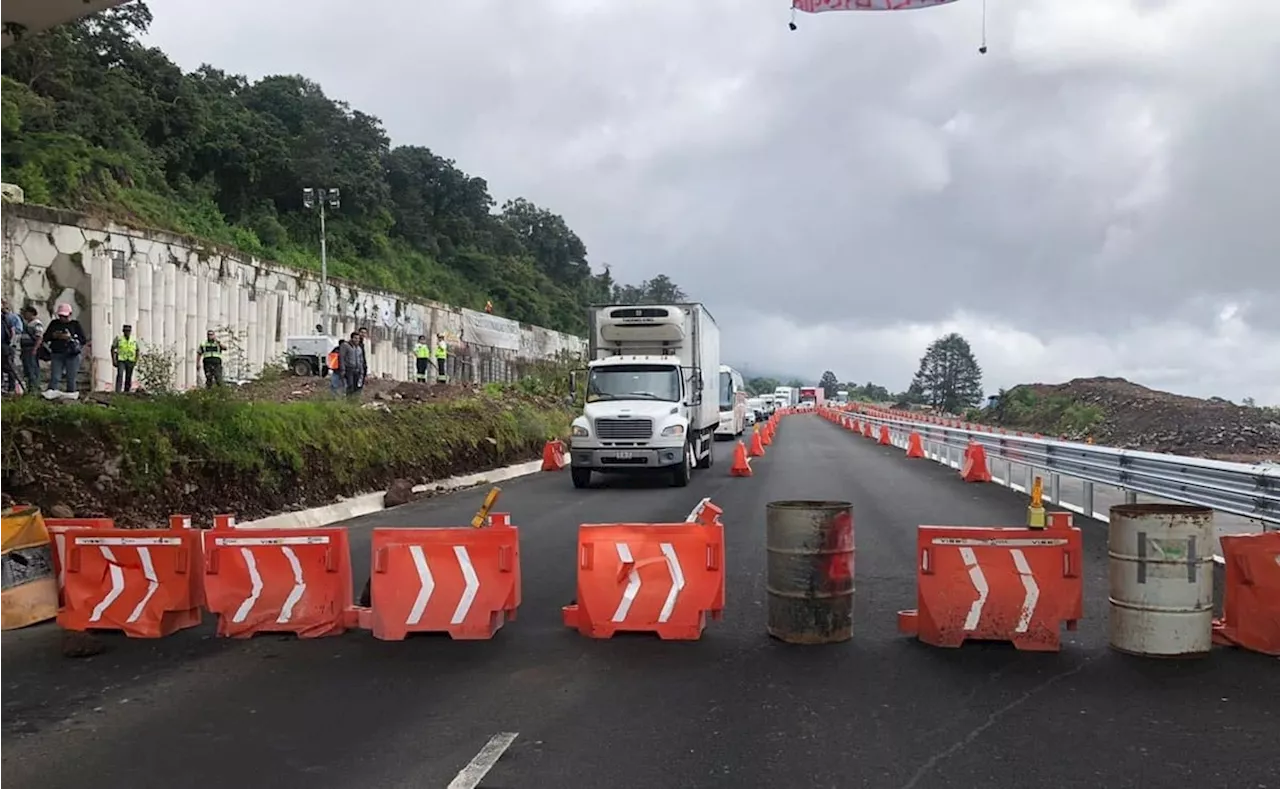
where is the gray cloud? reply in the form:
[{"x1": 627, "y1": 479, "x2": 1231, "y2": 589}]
[{"x1": 144, "y1": 0, "x2": 1280, "y2": 403}]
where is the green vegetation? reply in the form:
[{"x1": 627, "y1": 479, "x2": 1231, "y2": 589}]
[
  {"x1": 909, "y1": 333, "x2": 984, "y2": 413},
  {"x1": 0, "y1": 2, "x2": 686, "y2": 336},
  {"x1": 1, "y1": 388, "x2": 572, "y2": 523},
  {"x1": 984, "y1": 386, "x2": 1104, "y2": 436}
]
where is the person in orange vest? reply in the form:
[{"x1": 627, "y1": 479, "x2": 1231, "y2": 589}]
[{"x1": 328, "y1": 339, "x2": 346, "y2": 395}]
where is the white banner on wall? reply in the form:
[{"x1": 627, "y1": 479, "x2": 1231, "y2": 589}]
[{"x1": 461, "y1": 308, "x2": 521, "y2": 351}]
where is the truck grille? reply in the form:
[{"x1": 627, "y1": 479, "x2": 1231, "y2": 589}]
[{"x1": 595, "y1": 418, "x2": 653, "y2": 440}]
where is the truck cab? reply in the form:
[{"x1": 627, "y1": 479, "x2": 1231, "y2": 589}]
[{"x1": 569, "y1": 304, "x2": 720, "y2": 489}]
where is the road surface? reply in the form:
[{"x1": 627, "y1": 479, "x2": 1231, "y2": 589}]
[{"x1": 3, "y1": 415, "x2": 1276, "y2": 789}]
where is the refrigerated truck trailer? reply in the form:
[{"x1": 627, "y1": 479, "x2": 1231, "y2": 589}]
[{"x1": 568, "y1": 303, "x2": 721, "y2": 488}]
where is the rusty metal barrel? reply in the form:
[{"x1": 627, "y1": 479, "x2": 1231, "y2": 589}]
[
  {"x1": 765, "y1": 500, "x2": 855, "y2": 644},
  {"x1": 1108, "y1": 503, "x2": 1215, "y2": 657}
]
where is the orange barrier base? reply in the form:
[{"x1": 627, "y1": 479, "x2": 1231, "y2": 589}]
[
  {"x1": 1211, "y1": 532, "x2": 1280, "y2": 656},
  {"x1": 541, "y1": 440, "x2": 568, "y2": 471}
]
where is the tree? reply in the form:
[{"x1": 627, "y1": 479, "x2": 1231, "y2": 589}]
[
  {"x1": 909, "y1": 333, "x2": 984, "y2": 413},
  {"x1": 819, "y1": 370, "x2": 839, "y2": 398},
  {"x1": 1242, "y1": 397, "x2": 1257, "y2": 408},
  {"x1": 0, "y1": 2, "x2": 688, "y2": 337}
]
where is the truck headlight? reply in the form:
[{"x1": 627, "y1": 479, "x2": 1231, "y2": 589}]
[
  {"x1": 661, "y1": 424, "x2": 685, "y2": 437},
  {"x1": 571, "y1": 425, "x2": 589, "y2": 438}
]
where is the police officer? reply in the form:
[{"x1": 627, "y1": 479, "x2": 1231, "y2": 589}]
[
  {"x1": 197, "y1": 330, "x2": 225, "y2": 388},
  {"x1": 434, "y1": 333, "x2": 448, "y2": 383},
  {"x1": 412, "y1": 334, "x2": 431, "y2": 383},
  {"x1": 111, "y1": 324, "x2": 139, "y2": 392}
]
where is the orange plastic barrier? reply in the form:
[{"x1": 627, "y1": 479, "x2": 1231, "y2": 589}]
[
  {"x1": 46, "y1": 518, "x2": 116, "y2": 605},
  {"x1": 748, "y1": 426, "x2": 766, "y2": 458},
  {"x1": 202, "y1": 526, "x2": 353, "y2": 638},
  {"x1": 898, "y1": 521, "x2": 1083, "y2": 651},
  {"x1": 906, "y1": 432, "x2": 926, "y2": 458},
  {"x1": 365, "y1": 516, "x2": 521, "y2": 640},
  {"x1": 863, "y1": 423, "x2": 873, "y2": 439},
  {"x1": 961, "y1": 442, "x2": 993, "y2": 483},
  {"x1": 563, "y1": 517, "x2": 726, "y2": 640},
  {"x1": 58, "y1": 524, "x2": 203, "y2": 638},
  {"x1": 541, "y1": 440, "x2": 567, "y2": 471},
  {"x1": 878, "y1": 425, "x2": 892, "y2": 446},
  {"x1": 1212, "y1": 532, "x2": 1280, "y2": 656}
]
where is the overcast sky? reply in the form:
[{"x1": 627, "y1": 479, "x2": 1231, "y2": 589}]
[{"x1": 144, "y1": 0, "x2": 1280, "y2": 404}]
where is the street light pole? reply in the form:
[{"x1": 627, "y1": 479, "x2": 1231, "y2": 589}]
[{"x1": 303, "y1": 186, "x2": 340, "y2": 332}]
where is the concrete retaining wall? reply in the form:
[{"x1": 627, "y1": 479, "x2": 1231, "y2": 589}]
[{"x1": 1, "y1": 203, "x2": 586, "y2": 390}]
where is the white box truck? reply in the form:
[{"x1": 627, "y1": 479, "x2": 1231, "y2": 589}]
[{"x1": 568, "y1": 303, "x2": 720, "y2": 488}]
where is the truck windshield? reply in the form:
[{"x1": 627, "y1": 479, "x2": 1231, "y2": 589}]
[
  {"x1": 719, "y1": 372, "x2": 733, "y2": 410},
  {"x1": 587, "y1": 365, "x2": 681, "y2": 403}
]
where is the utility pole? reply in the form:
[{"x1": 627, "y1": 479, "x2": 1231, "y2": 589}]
[{"x1": 302, "y1": 187, "x2": 341, "y2": 330}]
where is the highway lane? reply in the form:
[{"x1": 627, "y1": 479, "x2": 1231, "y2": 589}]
[{"x1": 3, "y1": 417, "x2": 1277, "y2": 789}]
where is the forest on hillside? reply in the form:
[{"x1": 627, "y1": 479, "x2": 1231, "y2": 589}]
[{"x1": 0, "y1": 3, "x2": 685, "y2": 336}]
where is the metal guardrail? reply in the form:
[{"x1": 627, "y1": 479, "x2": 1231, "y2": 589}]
[{"x1": 830, "y1": 408, "x2": 1280, "y2": 529}]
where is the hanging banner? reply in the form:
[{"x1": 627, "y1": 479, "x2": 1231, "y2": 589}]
[
  {"x1": 793, "y1": 0, "x2": 959, "y2": 11},
  {"x1": 461, "y1": 308, "x2": 521, "y2": 351}
]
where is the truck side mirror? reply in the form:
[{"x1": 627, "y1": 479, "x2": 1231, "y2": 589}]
[{"x1": 569, "y1": 370, "x2": 578, "y2": 398}]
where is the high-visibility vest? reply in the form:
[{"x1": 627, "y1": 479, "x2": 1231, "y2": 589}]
[
  {"x1": 115, "y1": 336, "x2": 138, "y2": 362},
  {"x1": 327, "y1": 351, "x2": 339, "y2": 370},
  {"x1": 200, "y1": 341, "x2": 222, "y2": 360},
  {"x1": 413, "y1": 343, "x2": 431, "y2": 359},
  {"x1": 434, "y1": 341, "x2": 447, "y2": 360}
]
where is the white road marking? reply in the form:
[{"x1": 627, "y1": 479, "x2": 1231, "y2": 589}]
[
  {"x1": 612, "y1": 543, "x2": 640, "y2": 623},
  {"x1": 958, "y1": 547, "x2": 988, "y2": 631},
  {"x1": 406, "y1": 545, "x2": 435, "y2": 625},
  {"x1": 215, "y1": 535, "x2": 330, "y2": 546},
  {"x1": 126, "y1": 547, "x2": 158, "y2": 623},
  {"x1": 658, "y1": 542, "x2": 685, "y2": 623},
  {"x1": 685, "y1": 497, "x2": 711, "y2": 522},
  {"x1": 276, "y1": 546, "x2": 306, "y2": 623},
  {"x1": 231, "y1": 548, "x2": 263, "y2": 623},
  {"x1": 451, "y1": 546, "x2": 479, "y2": 625},
  {"x1": 1010, "y1": 549, "x2": 1039, "y2": 633},
  {"x1": 446, "y1": 732, "x2": 519, "y2": 789},
  {"x1": 89, "y1": 547, "x2": 124, "y2": 622}
]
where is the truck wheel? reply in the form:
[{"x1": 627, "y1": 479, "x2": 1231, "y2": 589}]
[
  {"x1": 291, "y1": 358, "x2": 313, "y2": 377},
  {"x1": 672, "y1": 443, "x2": 693, "y2": 487},
  {"x1": 571, "y1": 467, "x2": 592, "y2": 489}
]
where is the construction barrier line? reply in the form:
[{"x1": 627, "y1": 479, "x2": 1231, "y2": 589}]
[{"x1": 1212, "y1": 531, "x2": 1280, "y2": 656}]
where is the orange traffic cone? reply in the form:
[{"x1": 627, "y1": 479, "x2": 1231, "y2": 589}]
[
  {"x1": 906, "y1": 432, "x2": 925, "y2": 458},
  {"x1": 730, "y1": 441, "x2": 753, "y2": 477},
  {"x1": 878, "y1": 425, "x2": 892, "y2": 446},
  {"x1": 761, "y1": 422, "x2": 773, "y2": 446},
  {"x1": 749, "y1": 425, "x2": 766, "y2": 457},
  {"x1": 863, "y1": 423, "x2": 873, "y2": 439}
]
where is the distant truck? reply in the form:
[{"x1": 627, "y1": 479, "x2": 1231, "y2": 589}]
[
  {"x1": 285, "y1": 334, "x2": 340, "y2": 377},
  {"x1": 798, "y1": 386, "x2": 825, "y2": 409},
  {"x1": 568, "y1": 303, "x2": 721, "y2": 488},
  {"x1": 834, "y1": 390, "x2": 849, "y2": 406},
  {"x1": 716, "y1": 364, "x2": 747, "y2": 440},
  {"x1": 774, "y1": 386, "x2": 799, "y2": 407}
]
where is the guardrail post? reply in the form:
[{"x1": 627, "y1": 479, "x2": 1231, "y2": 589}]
[
  {"x1": 1083, "y1": 482, "x2": 1095, "y2": 519},
  {"x1": 1050, "y1": 474, "x2": 1061, "y2": 505},
  {"x1": 1124, "y1": 490, "x2": 1139, "y2": 505}
]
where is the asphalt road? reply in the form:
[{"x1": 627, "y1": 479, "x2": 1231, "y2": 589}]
[{"x1": 3, "y1": 415, "x2": 1276, "y2": 789}]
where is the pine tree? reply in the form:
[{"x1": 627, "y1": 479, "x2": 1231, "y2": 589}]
[{"x1": 909, "y1": 333, "x2": 984, "y2": 413}]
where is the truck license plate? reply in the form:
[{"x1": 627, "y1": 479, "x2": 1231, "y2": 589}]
[{"x1": 615, "y1": 451, "x2": 633, "y2": 460}]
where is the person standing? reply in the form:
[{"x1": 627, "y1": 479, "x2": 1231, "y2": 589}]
[
  {"x1": 35, "y1": 303, "x2": 88, "y2": 393},
  {"x1": 110, "y1": 325, "x2": 139, "y2": 392},
  {"x1": 197, "y1": 330, "x2": 225, "y2": 388},
  {"x1": 412, "y1": 334, "x2": 432, "y2": 383},
  {"x1": 328, "y1": 339, "x2": 345, "y2": 395},
  {"x1": 18, "y1": 306, "x2": 43, "y2": 395},
  {"x1": 1, "y1": 299, "x2": 23, "y2": 393},
  {"x1": 434, "y1": 332, "x2": 448, "y2": 383},
  {"x1": 339, "y1": 331, "x2": 363, "y2": 397}
]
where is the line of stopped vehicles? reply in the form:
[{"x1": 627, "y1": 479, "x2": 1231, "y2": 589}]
[{"x1": 565, "y1": 302, "x2": 842, "y2": 489}]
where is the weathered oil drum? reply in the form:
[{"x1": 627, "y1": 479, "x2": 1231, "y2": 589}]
[
  {"x1": 765, "y1": 500, "x2": 855, "y2": 644},
  {"x1": 1108, "y1": 503, "x2": 1215, "y2": 657}
]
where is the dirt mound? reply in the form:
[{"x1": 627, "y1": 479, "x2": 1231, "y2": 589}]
[{"x1": 987, "y1": 377, "x2": 1280, "y2": 460}]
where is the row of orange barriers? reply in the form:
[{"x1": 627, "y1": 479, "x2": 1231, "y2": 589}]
[
  {"x1": 46, "y1": 499, "x2": 730, "y2": 643},
  {"x1": 811, "y1": 406, "x2": 1279, "y2": 656}
]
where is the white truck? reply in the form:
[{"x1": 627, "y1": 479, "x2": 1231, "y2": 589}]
[
  {"x1": 774, "y1": 386, "x2": 799, "y2": 407},
  {"x1": 568, "y1": 303, "x2": 721, "y2": 488}
]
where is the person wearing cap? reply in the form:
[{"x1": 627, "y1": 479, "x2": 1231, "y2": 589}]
[
  {"x1": 110, "y1": 324, "x2": 140, "y2": 393},
  {"x1": 197, "y1": 330, "x2": 226, "y2": 388},
  {"x1": 35, "y1": 302, "x2": 88, "y2": 393},
  {"x1": 433, "y1": 332, "x2": 448, "y2": 383}
]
